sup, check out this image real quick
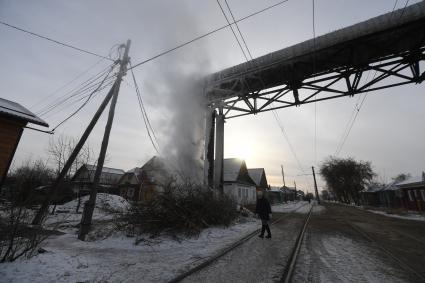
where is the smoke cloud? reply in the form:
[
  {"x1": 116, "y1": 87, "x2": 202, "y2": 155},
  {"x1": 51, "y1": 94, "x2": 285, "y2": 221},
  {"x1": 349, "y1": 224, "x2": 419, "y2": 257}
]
[{"x1": 140, "y1": 4, "x2": 212, "y2": 183}]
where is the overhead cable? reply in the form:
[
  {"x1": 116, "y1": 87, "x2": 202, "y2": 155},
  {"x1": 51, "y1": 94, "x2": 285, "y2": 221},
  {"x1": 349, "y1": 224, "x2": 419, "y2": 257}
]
[
  {"x1": 129, "y1": 62, "x2": 161, "y2": 154},
  {"x1": 129, "y1": 0, "x2": 289, "y2": 70},
  {"x1": 0, "y1": 20, "x2": 113, "y2": 61},
  {"x1": 334, "y1": 0, "x2": 409, "y2": 156},
  {"x1": 217, "y1": 0, "x2": 249, "y2": 61},
  {"x1": 220, "y1": 0, "x2": 311, "y2": 189},
  {"x1": 37, "y1": 62, "x2": 118, "y2": 116},
  {"x1": 50, "y1": 63, "x2": 117, "y2": 131}
]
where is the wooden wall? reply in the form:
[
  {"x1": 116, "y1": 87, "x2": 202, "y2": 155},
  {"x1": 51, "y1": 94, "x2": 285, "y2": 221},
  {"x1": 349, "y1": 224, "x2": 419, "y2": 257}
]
[{"x1": 0, "y1": 116, "x2": 26, "y2": 185}]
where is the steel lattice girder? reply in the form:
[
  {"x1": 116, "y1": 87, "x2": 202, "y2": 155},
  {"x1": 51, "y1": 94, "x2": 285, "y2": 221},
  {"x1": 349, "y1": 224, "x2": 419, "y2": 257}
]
[
  {"x1": 218, "y1": 49, "x2": 424, "y2": 119},
  {"x1": 206, "y1": 1, "x2": 425, "y2": 118}
]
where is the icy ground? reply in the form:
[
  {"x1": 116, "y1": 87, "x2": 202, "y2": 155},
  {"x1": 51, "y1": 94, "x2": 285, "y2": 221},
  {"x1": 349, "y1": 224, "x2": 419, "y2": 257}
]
[{"x1": 1, "y1": 198, "x2": 307, "y2": 283}]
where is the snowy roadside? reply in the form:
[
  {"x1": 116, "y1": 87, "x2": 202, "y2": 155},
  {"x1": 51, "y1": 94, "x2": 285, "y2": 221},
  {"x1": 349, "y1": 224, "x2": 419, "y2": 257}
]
[
  {"x1": 324, "y1": 201, "x2": 425, "y2": 222},
  {"x1": 366, "y1": 209, "x2": 425, "y2": 222},
  {"x1": 0, "y1": 200, "x2": 310, "y2": 282}
]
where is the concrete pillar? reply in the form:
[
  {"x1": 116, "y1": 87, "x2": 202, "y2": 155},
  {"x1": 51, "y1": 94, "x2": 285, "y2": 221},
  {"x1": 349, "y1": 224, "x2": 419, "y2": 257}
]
[
  {"x1": 214, "y1": 109, "x2": 225, "y2": 194},
  {"x1": 203, "y1": 108, "x2": 216, "y2": 188}
]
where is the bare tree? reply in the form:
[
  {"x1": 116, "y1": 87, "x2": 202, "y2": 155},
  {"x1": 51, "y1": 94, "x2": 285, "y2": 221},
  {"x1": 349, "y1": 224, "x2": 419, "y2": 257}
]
[
  {"x1": 47, "y1": 134, "x2": 94, "y2": 213},
  {"x1": 0, "y1": 159, "x2": 54, "y2": 262}
]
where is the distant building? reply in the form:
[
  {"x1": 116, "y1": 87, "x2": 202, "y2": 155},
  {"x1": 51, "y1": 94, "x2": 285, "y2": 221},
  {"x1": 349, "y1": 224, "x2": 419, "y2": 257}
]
[
  {"x1": 223, "y1": 158, "x2": 257, "y2": 206},
  {"x1": 247, "y1": 168, "x2": 269, "y2": 191},
  {"x1": 118, "y1": 156, "x2": 174, "y2": 202},
  {"x1": 396, "y1": 173, "x2": 425, "y2": 211},
  {"x1": 0, "y1": 98, "x2": 48, "y2": 187},
  {"x1": 280, "y1": 186, "x2": 297, "y2": 202},
  {"x1": 72, "y1": 164, "x2": 124, "y2": 195}
]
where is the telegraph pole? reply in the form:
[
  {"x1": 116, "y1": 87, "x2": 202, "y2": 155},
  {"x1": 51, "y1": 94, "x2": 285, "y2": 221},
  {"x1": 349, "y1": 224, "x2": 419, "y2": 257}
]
[
  {"x1": 32, "y1": 55, "x2": 121, "y2": 225},
  {"x1": 312, "y1": 166, "x2": 321, "y2": 204},
  {"x1": 78, "y1": 40, "x2": 131, "y2": 240}
]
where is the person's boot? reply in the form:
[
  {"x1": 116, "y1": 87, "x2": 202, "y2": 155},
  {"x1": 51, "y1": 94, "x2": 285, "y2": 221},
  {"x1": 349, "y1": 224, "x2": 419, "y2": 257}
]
[
  {"x1": 265, "y1": 225, "x2": 271, "y2": 239},
  {"x1": 259, "y1": 225, "x2": 265, "y2": 238}
]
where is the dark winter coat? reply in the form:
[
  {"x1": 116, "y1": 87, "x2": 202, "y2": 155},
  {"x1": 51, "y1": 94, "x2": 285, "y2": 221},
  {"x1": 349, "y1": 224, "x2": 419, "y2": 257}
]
[{"x1": 255, "y1": 198, "x2": 272, "y2": 220}]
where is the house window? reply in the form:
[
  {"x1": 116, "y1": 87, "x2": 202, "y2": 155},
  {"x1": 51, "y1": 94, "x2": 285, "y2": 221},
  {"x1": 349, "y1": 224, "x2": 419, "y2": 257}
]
[
  {"x1": 408, "y1": 190, "x2": 414, "y2": 201},
  {"x1": 420, "y1": 190, "x2": 425, "y2": 201},
  {"x1": 238, "y1": 188, "x2": 241, "y2": 198}
]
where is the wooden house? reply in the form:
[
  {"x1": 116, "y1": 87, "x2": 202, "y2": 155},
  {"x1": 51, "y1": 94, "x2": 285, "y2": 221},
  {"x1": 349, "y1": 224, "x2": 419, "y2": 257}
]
[
  {"x1": 361, "y1": 184, "x2": 385, "y2": 207},
  {"x1": 72, "y1": 164, "x2": 124, "y2": 195},
  {"x1": 247, "y1": 168, "x2": 269, "y2": 192},
  {"x1": 396, "y1": 173, "x2": 425, "y2": 211},
  {"x1": 223, "y1": 158, "x2": 257, "y2": 206},
  {"x1": 118, "y1": 156, "x2": 174, "y2": 203},
  {"x1": 0, "y1": 98, "x2": 48, "y2": 187}
]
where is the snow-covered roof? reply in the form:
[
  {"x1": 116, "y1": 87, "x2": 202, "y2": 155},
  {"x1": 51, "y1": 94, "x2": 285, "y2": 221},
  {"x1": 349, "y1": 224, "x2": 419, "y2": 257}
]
[
  {"x1": 397, "y1": 175, "x2": 425, "y2": 187},
  {"x1": 86, "y1": 164, "x2": 125, "y2": 175},
  {"x1": 382, "y1": 181, "x2": 401, "y2": 191},
  {"x1": 223, "y1": 158, "x2": 243, "y2": 182},
  {"x1": 0, "y1": 97, "x2": 48, "y2": 127},
  {"x1": 247, "y1": 168, "x2": 264, "y2": 186},
  {"x1": 363, "y1": 185, "x2": 384, "y2": 193}
]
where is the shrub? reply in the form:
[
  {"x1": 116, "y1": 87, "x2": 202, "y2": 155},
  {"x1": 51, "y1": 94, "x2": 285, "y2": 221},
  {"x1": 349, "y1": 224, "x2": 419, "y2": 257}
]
[{"x1": 122, "y1": 183, "x2": 238, "y2": 238}]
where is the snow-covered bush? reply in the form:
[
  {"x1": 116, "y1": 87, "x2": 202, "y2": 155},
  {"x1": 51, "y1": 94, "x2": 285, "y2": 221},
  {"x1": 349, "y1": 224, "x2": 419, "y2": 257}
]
[{"x1": 121, "y1": 183, "x2": 238, "y2": 238}]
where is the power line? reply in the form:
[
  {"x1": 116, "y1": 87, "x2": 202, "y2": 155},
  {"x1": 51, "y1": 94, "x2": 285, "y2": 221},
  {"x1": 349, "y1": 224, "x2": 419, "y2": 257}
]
[
  {"x1": 50, "y1": 63, "x2": 117, "y2": 131},
  {"x1": 43, "y1": 80, "x2": 115, "y2": 120},
  {"x1": 36, "y1": 63, "x2": 118, "y2": 116},
  {"x1": 216, "y1": 0, "x2": 249, "y2": 61},
  {"x1": 334, "y1": 0, "x2": 408, "y2": 156},
  {"x1": 224, "y1": 0, "x2": 253, "y2": 60},
  {"x1": 129, "y1": 0, "x2": 289, "y2": 70},
  {"x1": 0, "y1": 20, "x2": 113, "y2": 61},
  {"x1": 129, "y1": 62, "x2": 161, "y2": 155},
  {"x1": 30, "y1": 57, "x2": 108, "y2": 109},
  {"x1": 220, "y1": 0, "x2": 312, "y2": 190},
  {"x1": 312, "y1": 0, "x2": 318, "y2": 166}
]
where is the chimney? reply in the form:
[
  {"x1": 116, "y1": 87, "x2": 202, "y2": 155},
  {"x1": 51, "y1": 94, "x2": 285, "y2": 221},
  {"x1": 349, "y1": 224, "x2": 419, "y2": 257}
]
[{"x1": 422, "y1": 171, "x2": 425, "y2": 182}]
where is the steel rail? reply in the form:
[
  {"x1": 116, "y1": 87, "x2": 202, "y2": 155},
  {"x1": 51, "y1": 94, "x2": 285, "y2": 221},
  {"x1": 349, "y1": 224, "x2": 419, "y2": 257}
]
[
  {"x1": 280, "y1": 205, "x2": 314, "y2": 283},
  {"x1": 168, "y1": 202, "x2": 311, "y2": 283}
]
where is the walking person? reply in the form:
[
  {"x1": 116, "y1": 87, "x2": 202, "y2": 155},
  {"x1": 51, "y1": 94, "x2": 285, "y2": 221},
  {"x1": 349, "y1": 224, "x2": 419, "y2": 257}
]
[{"x1": 255, "y1": 191, "x2": 272, "y2": 239}]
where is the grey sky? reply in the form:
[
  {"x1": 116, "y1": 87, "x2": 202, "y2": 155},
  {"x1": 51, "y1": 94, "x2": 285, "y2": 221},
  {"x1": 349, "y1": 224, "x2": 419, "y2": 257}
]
[{"x1": 1, "y1": 0, "x2": 424, "y2": 192}]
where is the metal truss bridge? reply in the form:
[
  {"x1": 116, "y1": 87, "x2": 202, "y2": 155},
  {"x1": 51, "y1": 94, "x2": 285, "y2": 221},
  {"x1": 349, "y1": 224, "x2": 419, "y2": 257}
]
[{"x1": 205, "y1": 1, "x2": 425, "y2": 119}]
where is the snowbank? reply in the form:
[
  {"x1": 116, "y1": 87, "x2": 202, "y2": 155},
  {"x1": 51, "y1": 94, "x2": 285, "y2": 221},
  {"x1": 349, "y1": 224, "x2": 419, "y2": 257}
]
[
  {"x1": 366, "y1": 209, "x2": 425, "y2": 222},
  {"x1": 272, "y1": 201, "x2": 309, "y2": 213},
  {"x1": 44, "y1": 193, "x2": 129, "y2": 233}
]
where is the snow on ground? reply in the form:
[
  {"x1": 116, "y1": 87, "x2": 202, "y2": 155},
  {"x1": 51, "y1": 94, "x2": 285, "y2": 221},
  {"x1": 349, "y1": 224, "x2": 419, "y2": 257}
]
[
  {"x1": 44, "y1": 193, "x2": 130, "y2": 233},
  {"x1": 0, "y1": 218, "x2": 259, "y2": 283},
  {"x1": 294, "y1": 232, "x2": 411, "y2": 283},
  {"x1": 1, "y1": 200, "x2": 309, "y2": 282},
  {"x1": 366, "y1": 209, "x2": 425, "y2": 222},
  {"x1": 272, "y1": 201, "x2": 308, "y2": 213}
]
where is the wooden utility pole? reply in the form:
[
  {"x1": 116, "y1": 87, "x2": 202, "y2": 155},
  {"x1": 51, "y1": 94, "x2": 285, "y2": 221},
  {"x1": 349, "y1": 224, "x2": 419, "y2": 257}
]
[
  {"x1": 32, "y1": 73, "x2": 118, "y2": 225},
  {"x1": 78, "y1": 40, "x2": 131, "y2": 240},
  {"x1": 281, "y1": 165, "x2": 286, "y2": 187},
  {"x1": 312, "y1": 166, "x2": 321, "y2": 204}
]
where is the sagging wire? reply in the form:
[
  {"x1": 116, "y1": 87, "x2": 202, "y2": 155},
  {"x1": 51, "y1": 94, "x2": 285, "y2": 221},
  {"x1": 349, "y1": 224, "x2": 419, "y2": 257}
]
[
  {"x1": 129, "y1": 62, "x2": 161, "y2": 155},
  {"x1": 49, "y1": 63, "x2": 118, "y2": 131}
]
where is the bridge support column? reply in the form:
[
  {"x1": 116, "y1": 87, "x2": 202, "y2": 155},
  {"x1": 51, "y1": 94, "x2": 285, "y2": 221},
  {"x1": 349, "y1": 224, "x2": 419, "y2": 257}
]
[
  {"x1": 214, "y1": 108, "x2": 225, "y2": 194},
  {"x1": 203, "y1": 108, "x2": 216, "y2": 188}
]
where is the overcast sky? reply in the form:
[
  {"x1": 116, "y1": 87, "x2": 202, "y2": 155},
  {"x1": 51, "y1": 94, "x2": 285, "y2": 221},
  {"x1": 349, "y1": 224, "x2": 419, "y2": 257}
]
[{"x1": 1, "y1": 0, "x2": 424, "y2": 192}]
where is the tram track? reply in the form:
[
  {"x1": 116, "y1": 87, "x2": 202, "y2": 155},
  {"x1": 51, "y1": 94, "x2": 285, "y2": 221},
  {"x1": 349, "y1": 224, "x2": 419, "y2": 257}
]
[{"x1": 168, "y1": 202, "x2": 313, "y2": 283}]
